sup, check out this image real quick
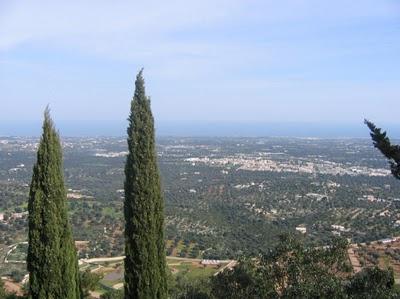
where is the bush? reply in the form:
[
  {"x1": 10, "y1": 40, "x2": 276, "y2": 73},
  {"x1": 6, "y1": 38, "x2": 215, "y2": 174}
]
[
  {"x1": 80, "y1": 270, "x2": 101, "y2": 298},
  {"x1": 100, "y1": 289, "x2": 123, "y2": 299}
]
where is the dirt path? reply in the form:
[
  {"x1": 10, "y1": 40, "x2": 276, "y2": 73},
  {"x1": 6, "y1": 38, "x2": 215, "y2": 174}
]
[
  {"x1": 214, "y1": 260, "x2": 237, "y2": 276},
  {"x1": 348, "y1": 247, "x2": 362, "y2": 273},
  {"x1": 81, "y1": 255, "x2": 231, "y2": 264},
  {"x1": 3, "y1": 279, "x2": 24, "y2": 296},
  {"x1": 89, "y1": 290, "x2": 102, "y2": 298}
]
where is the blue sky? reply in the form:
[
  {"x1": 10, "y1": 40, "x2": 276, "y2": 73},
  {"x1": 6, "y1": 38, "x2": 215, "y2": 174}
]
[{"x1": 1, "y1": 0, "x2": 399, "y2": 127}]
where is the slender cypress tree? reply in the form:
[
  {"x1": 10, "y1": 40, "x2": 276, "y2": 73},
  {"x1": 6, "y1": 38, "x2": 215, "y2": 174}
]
[
  {"x1": 27, "y1": 108, "x2": 81, "y2": 299},
  {"x1": 124, "y1": 69, "x2": 167, "y2": 298},
  {"x1": 365, "y1": 119, "x2": 400, "y2": 180}
]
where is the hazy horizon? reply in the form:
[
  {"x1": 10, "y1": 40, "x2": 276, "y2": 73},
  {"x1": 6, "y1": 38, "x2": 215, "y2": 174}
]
[{"x1": 1, "y1": 120, "x2": 400, "y2": 138}]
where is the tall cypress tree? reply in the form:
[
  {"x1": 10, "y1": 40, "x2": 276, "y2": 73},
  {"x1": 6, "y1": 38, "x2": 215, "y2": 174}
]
[
  {"x1": 27, "y1": 108, "x2": 81, "y2": 299},
  {"x1": 124, "y1": 69, "x2": 167, "y2": 298}
]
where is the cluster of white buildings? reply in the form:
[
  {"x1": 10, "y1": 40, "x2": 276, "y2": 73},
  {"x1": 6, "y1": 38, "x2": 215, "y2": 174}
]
[
  {"x1": 357, "y1": 194, "x2": 386, "y2": 202},
  {"x1": 185, "y1": 155, "x2": 391, "y2": 177},
  {"x1": 94, "y1": 151, "x2": 128, "y2": 158}
]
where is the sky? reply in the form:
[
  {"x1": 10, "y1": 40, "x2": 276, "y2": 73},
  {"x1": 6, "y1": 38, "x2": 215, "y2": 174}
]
[{"x1": 0, "y1": 1, "x2": 400, "y2": 136}]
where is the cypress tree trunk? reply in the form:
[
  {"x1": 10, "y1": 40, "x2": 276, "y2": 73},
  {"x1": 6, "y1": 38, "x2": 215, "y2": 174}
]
[
  {"x1": 124, "y1": 70, "x2": 167, "y2": 299},
  {"x1": 27, "y1": 108, "x2": 81, "y2": 299}
]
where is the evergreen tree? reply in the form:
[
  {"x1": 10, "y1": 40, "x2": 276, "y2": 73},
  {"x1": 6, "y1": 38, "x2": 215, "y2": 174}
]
[
  {"x1": 27, "y1": 108, "x2": 81, "y2": 299},
  {"x1": 124, "y1": 70, "x2": 167, "y2": 298},
  {"x1": 365, "y1": 120, "x2": 400, "y2": 179}
]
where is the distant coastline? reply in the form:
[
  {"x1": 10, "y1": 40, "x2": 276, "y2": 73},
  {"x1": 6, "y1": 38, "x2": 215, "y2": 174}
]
[{"x1": 1, "y1": 121, "x2": 400, "y2": 138}]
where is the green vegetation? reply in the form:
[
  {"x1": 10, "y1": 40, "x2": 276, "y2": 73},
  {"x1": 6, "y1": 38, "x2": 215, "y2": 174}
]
[
  {"x1": 0, "y1": 279, "x2": 6, "y2": 299},
  {"x1": 52, "y1": 236, "x2": 398, "y2": 299},
  {"x1": 6, "y1": 243, "x2": 27, "y2": 262},
  {"x1": 27, "y1": 109, "x2": 81, "y2": 299},
  {"x1": 99, "y1": 290, "x2": 123, "y2": 299},
  {"x1": 346, "y1": 267, "x2": 397, "y2": 299},
  {"x1": 365, "y1": 120, "x2": 400, "y2": 180},
  {"x1": 1, "y1": 137, "x2": 400, "y2": 259},
  {"x1": 210, "y1": 235, "x2": 350, "y2": 298},
  {"x1": 173, "y1": 263, "x2": 216, "y2": 280},
  {"x1": 169, "y1": 276, "x2": 210, "y2": 299},
  {"x1": 124, "y1": 70, "x2": 167, "y2": 298},
  {"x1": 80, "y1": 270, "x2": 101, "y2": 298},
  {"x1": 173, "y1": 235, "x2": 399, "y2": 299}
]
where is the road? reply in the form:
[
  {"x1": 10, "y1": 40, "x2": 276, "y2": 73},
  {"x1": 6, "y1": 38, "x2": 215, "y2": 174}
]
[
  {"x1": 80, "y1": 255, "x2": 233, "y2": 265},
  {"x1": 3, "y1": 242, "x2": 28, "y2": 264}
]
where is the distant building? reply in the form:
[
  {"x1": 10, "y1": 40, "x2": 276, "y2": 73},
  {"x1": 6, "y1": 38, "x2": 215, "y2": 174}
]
[
  {"x1": 379, "y1": 210, "x2": 390, "y2": 217},
  {"x1": 380, "y1": 238, "x2": 394, "y2": 244},
  {"x1": 12, "y1": 211, "x2": 28, "y2": 219},
  {"x1": 201, "y1": 260, "x2": 220, "y2": 265},
  {"x1": 365, "y1": 195, "x2": 376, "y2": 202},
  {"x1": 331, "y1": 224, "x2": 349, "y2": 232},
  {"x1": 295, "y1": 226, "x2": 307, "y2": 234}
]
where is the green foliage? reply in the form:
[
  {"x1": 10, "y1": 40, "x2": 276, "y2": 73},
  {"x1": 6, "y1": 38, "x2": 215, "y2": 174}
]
[
  {"x1": 210, "y1": 235, "x2": 399, "y2": 298},
  {"x1": 260, "y1": 235, "x2": 350, "y2": 298},
  {"x1": 211, "y1": 235, "x2": 350, "y2": 299},
  {"x1": 0, "y1": 279, "x2": 6, "y2": 299},
  {"x1": 124, "y1": 70, "x2": 167, "y2": 298},
  {"x1": 6, "y1": 295, "x2": 28, "y2": 299},
  {"x1": 171, "y1": 275, "x2": 211, "y2": 299},
  {"x1": 2, "y1": 136, "x2": 400, "y2": 258},
  {"x1": 27, "y1": 108, "x2": 81, "y2": 299},
  {"x1": 365, "y1": 120, "x2": 400, "y2": 179},
  {"x1": 80, "y1": 270, "x2": 101, "y2": 298},
  {"x1": 346, "y1": 267, "x2": 399, "y2": 299},
  {"x1": 166, "y1": 268, "x2": 176, "y2": 297},
  {"x1": 9, "y1": 271, "x2": 24, "y2": 283},
  {"x1": 99, "y1": 290, "x2": 123, "y2": 299},
  {"x1": 210, "y1": 258, "x2": 270, "y2": 299}
]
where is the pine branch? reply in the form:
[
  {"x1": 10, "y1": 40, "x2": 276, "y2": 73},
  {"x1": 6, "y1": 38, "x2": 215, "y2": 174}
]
[{"x1": 364, "y1": 119, "x2": 400, "y2": 180}]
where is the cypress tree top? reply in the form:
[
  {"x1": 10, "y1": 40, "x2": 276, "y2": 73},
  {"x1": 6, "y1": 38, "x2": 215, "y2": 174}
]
[
  {"x1": 365, "y1": 119, "x2": 400, "y2": 180},
  {"x1": 27, "y1": 108, "x2": 81, "y2": 299},
  {"x1": 124, "y1": 70, "x2": 167, "y2": 299}
]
